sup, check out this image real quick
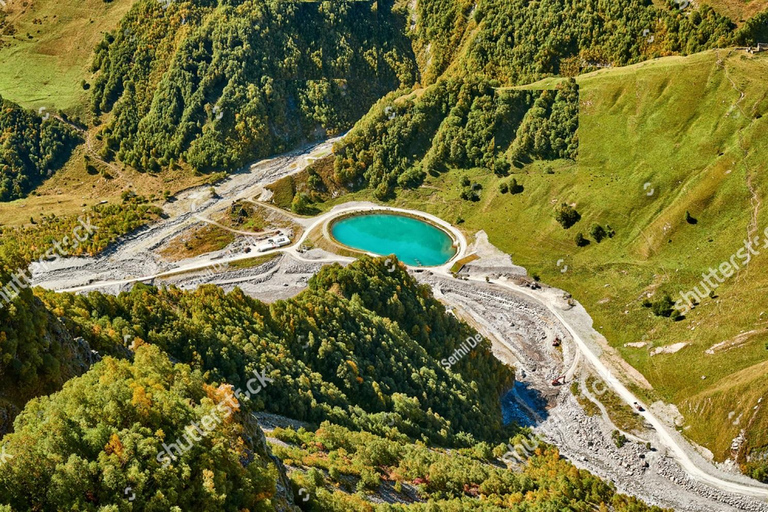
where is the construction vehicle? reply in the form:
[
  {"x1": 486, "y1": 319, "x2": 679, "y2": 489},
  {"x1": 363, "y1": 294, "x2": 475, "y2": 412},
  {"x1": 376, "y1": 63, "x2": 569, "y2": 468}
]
[
  {"x1": 633, "y1": 401, "x2": 645, "y2": 412},
  {"x1": 551, "y1": 375, "x2": 566, "y2": 386},
  {"x1": 552, "y1": 337, "x2": 561, "y2": 347}
]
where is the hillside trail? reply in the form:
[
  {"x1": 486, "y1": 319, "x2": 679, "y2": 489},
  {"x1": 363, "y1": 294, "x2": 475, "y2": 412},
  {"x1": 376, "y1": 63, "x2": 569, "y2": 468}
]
[
  {"x1": 714, "y1": 51, "x2": 762, "y2": 284},
  {"x1": 29, "y1": 136, "x2": 768, "y2": 510},
  {"x1": 53, "y1": 115, "x2": 130, "y2": 185}
]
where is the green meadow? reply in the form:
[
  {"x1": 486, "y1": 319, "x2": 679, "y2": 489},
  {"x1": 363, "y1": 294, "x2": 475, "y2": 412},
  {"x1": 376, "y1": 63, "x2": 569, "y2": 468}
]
[{"x1": 317, "y1": 49, "x2": 768, "y2": 464}]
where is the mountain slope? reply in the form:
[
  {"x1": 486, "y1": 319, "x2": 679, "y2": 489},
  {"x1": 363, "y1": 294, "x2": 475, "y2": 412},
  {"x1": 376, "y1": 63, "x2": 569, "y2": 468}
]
[
  {"x1": 315, "y1": 49, "x2": 768, "y2": 480},
  {"x1": 91, "y1": 0, "x2": 416, "y2": 173},
  {"x1": 407, "y1": 0, "x2": 738, "y2": 85},
  {"x1": 0, "y1": 258, "x2": 669, "y2": 511},
  {"x1": 0, "y1": 344, "x2": 297, "y2": 511},
  {"x1": 39, "y1": 257, "x2": 516, "y2": 445},
  {"x1": 0, "y1": 264, "x2": 94, "y2": 435}
]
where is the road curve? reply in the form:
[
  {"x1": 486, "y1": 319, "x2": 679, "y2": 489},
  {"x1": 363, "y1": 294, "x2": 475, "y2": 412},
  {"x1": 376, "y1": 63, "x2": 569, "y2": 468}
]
[
  {"x1": 48, "y1": 196, "x2": 768, "y2": 503},
  {"x1": 460, "y1": 273, "x2": 768, "y2": 501}
]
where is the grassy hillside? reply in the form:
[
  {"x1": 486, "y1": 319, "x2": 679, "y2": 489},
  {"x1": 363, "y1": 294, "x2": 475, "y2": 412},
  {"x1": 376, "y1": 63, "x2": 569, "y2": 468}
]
[
  {"x1": 0, "y1": 0, "x2": 135, "y2": 114},
  {"x1": 312, "y1": 49, "x2": 768, "y2": 479},
  {"x1": 703, "y1": 0, "x2": 768, "y2": 25}
]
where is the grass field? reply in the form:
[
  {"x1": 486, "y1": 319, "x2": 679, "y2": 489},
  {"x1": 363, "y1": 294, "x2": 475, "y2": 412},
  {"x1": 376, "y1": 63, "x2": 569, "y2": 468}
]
[
  {"x1": 159, "y1": 223, "x2": 236, "y2": 261},
  {"x1": 0, "y1": 0, "x2": 135, "y2": 114},
  {"x1": 700, "y1": 0, "x2": 768, "y2": 24},
  {"x1": 314, "y1": 49, "x2": 768, "y2": 468}
]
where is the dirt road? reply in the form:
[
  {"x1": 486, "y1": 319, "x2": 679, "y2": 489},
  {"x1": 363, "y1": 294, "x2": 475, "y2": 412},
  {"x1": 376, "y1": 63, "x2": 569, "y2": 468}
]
[{"x1": 30, "y1": 141, "x2": 768, "y2": 511}]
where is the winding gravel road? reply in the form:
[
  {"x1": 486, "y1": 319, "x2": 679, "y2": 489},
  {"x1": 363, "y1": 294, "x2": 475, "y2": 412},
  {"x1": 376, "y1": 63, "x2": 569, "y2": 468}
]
[{"x1": 31, "y1": 140, "x2": 768, "y2": 511}]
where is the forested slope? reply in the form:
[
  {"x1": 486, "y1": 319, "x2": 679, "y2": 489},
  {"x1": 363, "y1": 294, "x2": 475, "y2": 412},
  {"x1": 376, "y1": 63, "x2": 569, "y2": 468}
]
[
  {"x1": 273, "y1": 423, "x2": 668, "y2": 511},
  {"x1": 91, "y1": 0, "x2": 416, "y2": 173},
  {"x1": 0, "y1": 258, "x2": 666, "y2": 510},
  {"x1": 84, "y1": 0, "x2": 768, "y2": 181},
  {"x1": 332, "y1": 78, "x2": 579, "y2": 198},
  {"x1": 409, "y1": 0, "x2": 742, "y2": 84},
  {"x1": 39, "y1": 257, "x2": 515, "y2": 445},
  {"x1": 0, "y1": 96, "x2": 81, "y2": 201},
  {"x1": 0, "y1": 258, "x2": 94, "y2": 436},
  {"x1": 0, "y1": 344, "x2": 296, "y2": 511}
]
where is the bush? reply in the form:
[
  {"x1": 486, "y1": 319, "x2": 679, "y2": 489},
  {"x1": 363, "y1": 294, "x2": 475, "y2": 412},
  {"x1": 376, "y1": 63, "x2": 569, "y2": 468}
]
[
  {"x1": 460, "y1": 188, "x2": 480, "y2": 201},
  {"x1": 555, "y1": 203, "x2": 581, "y2": 229},
  {"x1": 590, "y1": 224, "x2": 607, "y2": 243},
  {"x1": 575, "y1": 233, "x2": 589, "y2": 247},
  {"x1": 291, "y1": 193, "x2": 313, "y2": 215},
  {"x1": 498, "y1": 182, "x2": 509, "y2": 194},
  {"x1": 651, "y1": 294, "x2": 675, "y2": 317},
  {"x1": 397, "y1": 167, "x2": 426, "y2": 189}
]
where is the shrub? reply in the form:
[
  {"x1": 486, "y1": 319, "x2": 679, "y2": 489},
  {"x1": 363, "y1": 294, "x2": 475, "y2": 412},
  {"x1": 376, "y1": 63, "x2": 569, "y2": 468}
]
[
  {"x1": 575, "y1": 233, "x2": 589, "y2": 247},
  {"x1": 651, "y1": 294, "x2": 675, "y2": 317},
  {"x1": 397, "y1": 167, "x2": 426, "y2": 189},
  {"x1": 555, "y1": 203, "x2": 581, "y2": 229},
  {"x1": 590, "y1": 224, "x2": 607, "y2": 243}
]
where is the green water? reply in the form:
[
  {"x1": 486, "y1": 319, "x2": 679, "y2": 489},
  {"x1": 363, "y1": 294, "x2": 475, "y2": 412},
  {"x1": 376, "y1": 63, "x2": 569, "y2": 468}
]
[{"x1": 331, "y1": 213, "x2": 456, "y2": 267}]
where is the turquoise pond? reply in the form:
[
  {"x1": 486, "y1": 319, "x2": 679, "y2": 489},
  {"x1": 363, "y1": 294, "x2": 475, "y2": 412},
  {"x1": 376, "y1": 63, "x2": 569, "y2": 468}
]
[{"x1": 330, "y1": 213, "x2": 456, "y2": 267}]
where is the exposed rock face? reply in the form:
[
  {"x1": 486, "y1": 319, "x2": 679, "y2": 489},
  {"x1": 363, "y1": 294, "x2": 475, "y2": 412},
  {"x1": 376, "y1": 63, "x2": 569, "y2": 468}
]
[
  {"x1": 0, "y1": 294, "x2": 97, "y2": 435},
  {"x1": 241, "y1": 411, "x2": 300, "y2": 511}
]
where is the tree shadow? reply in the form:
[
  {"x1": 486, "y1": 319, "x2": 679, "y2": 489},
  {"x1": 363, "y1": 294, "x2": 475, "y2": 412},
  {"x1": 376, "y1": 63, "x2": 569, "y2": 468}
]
[{"x1": 500, "y1": 381, "x2": 550, "y2": 429}]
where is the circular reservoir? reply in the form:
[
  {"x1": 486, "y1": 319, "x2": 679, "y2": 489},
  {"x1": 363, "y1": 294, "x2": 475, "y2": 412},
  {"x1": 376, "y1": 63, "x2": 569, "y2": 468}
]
[{"x1": 330, "y1": 213, "x2": 456, "y2": 267}]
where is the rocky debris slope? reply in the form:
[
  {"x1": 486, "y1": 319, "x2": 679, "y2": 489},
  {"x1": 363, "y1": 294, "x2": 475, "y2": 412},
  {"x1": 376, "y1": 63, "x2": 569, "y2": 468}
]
[{"x1": 417, "y1": 272, "x2": 768, "y2": 512}]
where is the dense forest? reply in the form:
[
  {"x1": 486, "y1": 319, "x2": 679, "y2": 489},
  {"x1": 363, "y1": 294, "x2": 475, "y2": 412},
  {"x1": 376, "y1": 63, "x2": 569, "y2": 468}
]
[
  {"x1": 332, "y1": 78, "x2": 579, "y2": 199},
  {"x1": 38, "y1": 257, "x2": 515, "y2": 446},
  {"x1": 84, "y1": 0, "x2": 768, "y2": 181},
  {"x1": 411, "y1": 0, "x2": 739, "y2": 84},
  {"x1": 0, "y1": 282, "x2": 94, "y2": 437},
  {"x1": 0, "y1": 344, "x2": 290, "y2": 511},
  {"x1": 91, "y1": 0, "x2": 416, "y2": 173},
  {"x1": 0, "y1": 193, "x2": 162, "y2": 435},
  {"x1": 0, "y1": 258, "x2": 665, "y2": 510},
  {"x1": 273, "y1": 423, "x2": 669, "y2": 511},
  {"x1": 0, "y1": 96, "x2": 80, "y2": 201}
]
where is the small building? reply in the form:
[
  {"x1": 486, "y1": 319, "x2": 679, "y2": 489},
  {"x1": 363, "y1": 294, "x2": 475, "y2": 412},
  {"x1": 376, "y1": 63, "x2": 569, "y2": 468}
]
[{"x1": 257, "y1": 234, "x2": 291, "y2": 252}]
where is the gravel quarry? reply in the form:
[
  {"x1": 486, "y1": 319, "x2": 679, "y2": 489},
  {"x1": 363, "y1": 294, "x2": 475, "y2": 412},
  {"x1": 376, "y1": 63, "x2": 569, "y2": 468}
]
[{"x1": 29, "y1": 140, "x2": 768, "y2": 512}]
